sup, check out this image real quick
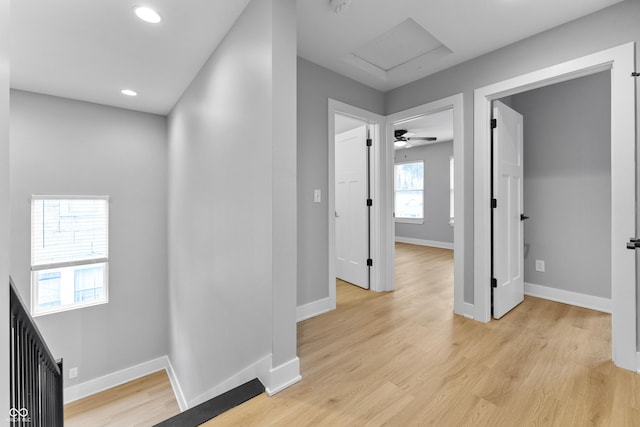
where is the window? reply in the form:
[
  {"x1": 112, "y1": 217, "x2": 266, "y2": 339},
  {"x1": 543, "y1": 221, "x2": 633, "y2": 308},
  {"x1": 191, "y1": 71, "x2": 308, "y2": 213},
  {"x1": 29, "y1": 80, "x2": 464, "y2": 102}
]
[
  {"x1": 31, "y1": 196, "x2": 109, "y2": 316},
  {"x1": 450, "y1": 156, "x2": 454, "y2": 226},
  {"x1": 394, "y1": 161, "x2": 424, "y2": 223}
]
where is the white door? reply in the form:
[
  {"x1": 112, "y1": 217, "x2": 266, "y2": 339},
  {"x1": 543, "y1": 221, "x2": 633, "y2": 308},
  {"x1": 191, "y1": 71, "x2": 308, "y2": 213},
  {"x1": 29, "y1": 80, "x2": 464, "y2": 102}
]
[
  {"x1": 335, "y1": 124, "x2": 369, "y2": 288},
  {"x1": 492, "y1": 101, "x2": 524, "y2": 319}
]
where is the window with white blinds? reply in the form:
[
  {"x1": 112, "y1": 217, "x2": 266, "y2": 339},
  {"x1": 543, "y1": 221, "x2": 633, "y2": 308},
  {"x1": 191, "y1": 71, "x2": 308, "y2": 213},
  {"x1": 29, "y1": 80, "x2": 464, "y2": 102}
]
[
  {"x1": 31, "y1": 196, "x2": 109, "y2": 316},
  {"x1": 394, "y1": 161, "x2": 424, "y2": 223}
]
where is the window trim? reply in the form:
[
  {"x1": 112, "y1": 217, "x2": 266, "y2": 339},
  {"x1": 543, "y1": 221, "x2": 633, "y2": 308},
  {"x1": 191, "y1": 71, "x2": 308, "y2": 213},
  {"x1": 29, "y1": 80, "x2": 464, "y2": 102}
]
[
  {"x1": 30, "y1": 195, "x2": 110, "y2": 317},
  {"x1": 394, "y1": 160, "x2": 425, "y2": 223}
]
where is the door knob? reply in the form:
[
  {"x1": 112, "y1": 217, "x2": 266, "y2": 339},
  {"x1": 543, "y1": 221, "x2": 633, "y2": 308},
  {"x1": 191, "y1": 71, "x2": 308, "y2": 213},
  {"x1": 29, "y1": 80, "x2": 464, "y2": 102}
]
[
  {"x1": 627, "y1": 237, "x2": 640, "y2": 250},
  {"x1": 520, "y1": 214, "x2": 530, "y2": 221}
]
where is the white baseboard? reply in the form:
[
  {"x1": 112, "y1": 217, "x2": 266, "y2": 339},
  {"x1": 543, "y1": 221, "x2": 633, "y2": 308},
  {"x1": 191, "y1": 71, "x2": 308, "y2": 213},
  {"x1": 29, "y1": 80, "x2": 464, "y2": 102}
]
[
  {"x1": 63, "y1": 353, "x2": 302, "y2": 410},
  {"x1": 63, "y1": 356, "x2": 174, "y2": 405},
  {"x1": 395, "y1": 236, "x2": 453, "y2": 250},
  {"x1": 463, "y1": 302, "x2": 474, "y2": 319},
  {"x1": 264, "y1": 356, "x2": 302, "y2": 396},
  {"x1": 164, "y1": 357, "x2": 188, "y2": 411},
  {"x1": 297, "y1": 297, "x2": 332, "y2": 322},
  {"x1": 637, "y1": 352, "x2": 640, "y2": 374},
  {"x1": 188, "y1": 355, "x2": 272, "y2": 408},
  {"x1": 524, "y1": 282, "x2": 611, "y2": 314}
]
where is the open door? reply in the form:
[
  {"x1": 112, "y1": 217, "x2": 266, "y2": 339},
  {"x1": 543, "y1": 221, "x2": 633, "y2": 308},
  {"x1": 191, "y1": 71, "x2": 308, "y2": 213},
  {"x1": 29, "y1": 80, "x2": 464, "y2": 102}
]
[
  {"x1": 492, "y1": 101, "x2": 524, "y2": 319},
  {"x1": 335, "y1": 124, "x2": 369, "y2": 289}
]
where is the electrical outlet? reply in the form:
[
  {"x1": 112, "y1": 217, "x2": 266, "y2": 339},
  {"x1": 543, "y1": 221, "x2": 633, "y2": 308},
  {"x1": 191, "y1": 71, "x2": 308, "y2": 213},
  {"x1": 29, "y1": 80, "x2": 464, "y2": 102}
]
[
  {"x1": 69, "y1": 367, "x2": 78, "y2": 379},
  {"x1": 535, "y1": 260, "x2": 545, "y2": 272}
]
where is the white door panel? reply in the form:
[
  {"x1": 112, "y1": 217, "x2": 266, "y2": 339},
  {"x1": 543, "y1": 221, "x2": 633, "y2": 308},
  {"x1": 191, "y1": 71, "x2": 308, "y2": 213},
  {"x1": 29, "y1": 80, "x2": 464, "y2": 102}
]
[
  {"x1": 335, "y1": 124, "x2": 369, "y2": 288},
  {"x1": 493, "y1": 101, "x2": 524, "y2": 319}
]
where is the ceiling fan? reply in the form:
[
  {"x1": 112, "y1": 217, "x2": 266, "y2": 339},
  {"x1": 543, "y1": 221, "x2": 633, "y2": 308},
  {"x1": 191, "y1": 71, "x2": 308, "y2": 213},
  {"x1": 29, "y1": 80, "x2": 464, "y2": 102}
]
[{"x1": 394, "y1": 129, "x2": 436, "y2": 147}]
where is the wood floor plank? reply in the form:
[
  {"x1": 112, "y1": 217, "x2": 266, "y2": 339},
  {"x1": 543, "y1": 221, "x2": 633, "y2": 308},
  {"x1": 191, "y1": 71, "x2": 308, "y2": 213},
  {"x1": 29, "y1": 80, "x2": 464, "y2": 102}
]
[{"x1": 64, "y1": 369, "x2": 180, "y2": 426}]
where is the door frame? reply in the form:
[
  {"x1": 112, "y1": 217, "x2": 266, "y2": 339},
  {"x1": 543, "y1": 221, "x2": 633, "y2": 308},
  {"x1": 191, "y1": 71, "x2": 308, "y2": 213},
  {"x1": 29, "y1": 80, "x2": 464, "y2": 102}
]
[
  {"x1": 473, "y1": 42, "x2": 636, "y2": 371},
  {"x1": 328, "y1": 100, "x2": 385, "y2": 310},
  {"x1": 385, "y1": 94, "x2": 465, "y2": 315}
]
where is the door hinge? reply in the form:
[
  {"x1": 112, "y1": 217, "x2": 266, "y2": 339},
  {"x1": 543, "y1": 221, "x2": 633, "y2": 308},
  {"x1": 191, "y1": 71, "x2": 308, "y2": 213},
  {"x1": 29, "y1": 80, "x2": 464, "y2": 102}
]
[
  {"x1": 491, "y1": 278, "x2": 497, "y2": 288},
  {"x1": 632, "y1": 72, "x2": 640, "y2": 77},
  {"x1": 366, "y1": 138, "x2": 372, "y2": 147},
  {"x1": 367, "y1": 258, "x2": 373, "y2": 267},
  {"x1": 491, "y1": 198, "x2": 497, "y2": 208},
  {"x1": 366, "y1": 199, "x2": 373, "y2": 207},
  {"x1": 491, "y1": 118, "x2": 497, "y2": 129}
]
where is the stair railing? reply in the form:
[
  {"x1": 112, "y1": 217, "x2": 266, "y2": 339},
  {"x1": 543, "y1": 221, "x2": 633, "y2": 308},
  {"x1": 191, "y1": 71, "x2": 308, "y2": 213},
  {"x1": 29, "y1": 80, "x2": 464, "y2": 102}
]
[{"x1": 9, "y1": 277, "x2": 63, "y2": 426}]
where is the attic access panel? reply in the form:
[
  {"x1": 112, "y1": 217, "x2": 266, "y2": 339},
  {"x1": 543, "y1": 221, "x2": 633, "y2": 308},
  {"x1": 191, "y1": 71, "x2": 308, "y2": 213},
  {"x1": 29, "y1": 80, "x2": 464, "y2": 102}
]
[{"x1": 352, "y1": 18, "x2": 451, "y2": 71}]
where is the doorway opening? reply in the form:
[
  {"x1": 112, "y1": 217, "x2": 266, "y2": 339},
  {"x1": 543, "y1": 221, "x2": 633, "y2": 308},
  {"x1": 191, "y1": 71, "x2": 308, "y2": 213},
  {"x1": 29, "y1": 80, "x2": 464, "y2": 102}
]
[
  {"x1": 391, "y1": 109, "x2": 455, "y2": 298},
  {"x1": 491, "y1": 72, "x2": 613, "y2": 320},
  {"x1": 334, "y1": 113, "x2": 371, "y2": 290},
  {"x1": 328, "y1": 100, "x2": 385, "y2": 311},
  {"x1": 474, "y1": 42, "x2": 636, "y2": 371},
  {"x1": 385, "y1": 94, "x2": 465, "y2": 315}
]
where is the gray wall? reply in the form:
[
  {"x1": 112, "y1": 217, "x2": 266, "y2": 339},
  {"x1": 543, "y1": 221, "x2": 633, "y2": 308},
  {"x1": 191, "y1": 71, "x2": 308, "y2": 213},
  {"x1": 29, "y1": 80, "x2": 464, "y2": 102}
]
[
  {"x1": 9, "y1": 90, "x2": 169, "y2": 389},
  {"x1": 511, "y1": 72, "x2": 611, "y2": 299},
  {"x1": 168, "y1": 0, "x2": 297, "y2": 405},
  {"x1": 0, "y1": 0, "x2": 9, "y2": 416},
  {"x1": 394, "y1": 142, "x2": 453, "y2": 244},
  {"x1": 297, "y1": 57, "x2": 384, "y2": 306},
  {"x1": 384, "y1": 0, "x2": 640, "y2": 305}
]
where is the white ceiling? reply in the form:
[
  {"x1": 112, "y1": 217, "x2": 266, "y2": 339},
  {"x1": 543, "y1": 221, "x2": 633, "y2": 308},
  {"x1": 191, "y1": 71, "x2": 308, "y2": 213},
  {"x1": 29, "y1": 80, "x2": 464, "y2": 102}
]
[
  {"x1": 10, "y1": 0, "x2": 623, "y2": 115},
  {"x1": 298, "y1": 0, "x2": 623, "y2": 92},
  {"x1": 11, "y1": 0, "x2": 250, "y2": 115}
]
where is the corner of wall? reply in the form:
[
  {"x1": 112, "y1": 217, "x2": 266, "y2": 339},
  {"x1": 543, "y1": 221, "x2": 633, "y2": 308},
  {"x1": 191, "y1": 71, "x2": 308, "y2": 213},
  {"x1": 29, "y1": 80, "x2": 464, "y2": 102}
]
[
  {"x1": 186, "y1": 355, "x2": 272, "y2": 409},
  {"x1": 0, "y1": 0, "x2": 9, "y2": 414},
  {"x1": 264, "y1": 356, "x2": 302, "y2": 396},
  {"x1": 164, "y1": 356, "x2": 188, "y2": 412}
]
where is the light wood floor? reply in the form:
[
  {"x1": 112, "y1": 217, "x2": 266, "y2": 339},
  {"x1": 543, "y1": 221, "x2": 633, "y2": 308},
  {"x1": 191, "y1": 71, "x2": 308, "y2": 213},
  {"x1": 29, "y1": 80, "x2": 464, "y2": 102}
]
[
  {"x1": 69, "y1": 243, "x2": 640, "y2": 426},
  {"x1": 64, "y1": 370, "x2": 180, "y2": 426}
]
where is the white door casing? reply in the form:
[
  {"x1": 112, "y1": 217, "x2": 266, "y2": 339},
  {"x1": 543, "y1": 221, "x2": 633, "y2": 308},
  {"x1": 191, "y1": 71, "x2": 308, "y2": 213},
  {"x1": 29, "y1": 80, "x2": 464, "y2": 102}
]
[
  {"x1": 474, "y1": 42, "x2": 636, "y2": 371},
  {"x1": 335, "y1": 125, "x2": 369, "y2": 288},
  {"x1": 492, "y1": 101, "x2": 524, "y2": 319}
]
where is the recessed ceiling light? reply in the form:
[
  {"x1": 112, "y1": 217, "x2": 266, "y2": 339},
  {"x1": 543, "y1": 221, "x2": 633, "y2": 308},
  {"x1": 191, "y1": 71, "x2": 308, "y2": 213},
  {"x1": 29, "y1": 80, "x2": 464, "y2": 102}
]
[
  {"x1": 134, "y1": 6, "x2": 162, "y2": 24},
  {"x1": 121, "y1": 89, "x2": 138, "y2": 97}
]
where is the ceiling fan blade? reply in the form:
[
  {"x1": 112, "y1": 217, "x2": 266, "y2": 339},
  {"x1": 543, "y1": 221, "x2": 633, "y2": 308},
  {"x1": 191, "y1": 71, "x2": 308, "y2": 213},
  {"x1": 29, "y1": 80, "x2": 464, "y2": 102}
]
[
  {"x1": 407, "y1": 137, "x2": 437, "y2": 141},
  {"x1": 394, "y1": 129, "x2": 409, "y2": 138}
]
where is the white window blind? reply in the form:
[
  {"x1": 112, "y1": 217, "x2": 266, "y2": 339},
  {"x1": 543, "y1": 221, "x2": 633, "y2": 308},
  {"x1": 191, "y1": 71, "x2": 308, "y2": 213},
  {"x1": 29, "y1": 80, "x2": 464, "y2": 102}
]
[
  {"x1": 394, "y1": 161, "x2": 424, "y2": 221},
  {"x1": 31, "y1": 196, "x2": 109, "y2": 315}
]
